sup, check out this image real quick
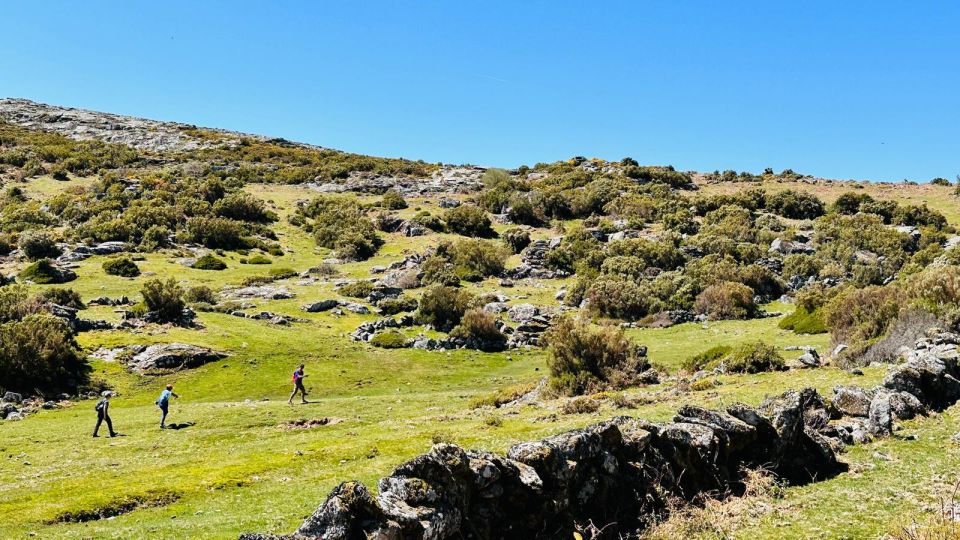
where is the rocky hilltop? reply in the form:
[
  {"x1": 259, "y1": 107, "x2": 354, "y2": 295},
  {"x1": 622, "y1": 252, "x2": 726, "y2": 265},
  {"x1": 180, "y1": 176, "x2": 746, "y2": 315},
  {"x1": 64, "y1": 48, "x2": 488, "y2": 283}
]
[{"x1": 0, "y1": 98, "x2": 291, "y2": 153}]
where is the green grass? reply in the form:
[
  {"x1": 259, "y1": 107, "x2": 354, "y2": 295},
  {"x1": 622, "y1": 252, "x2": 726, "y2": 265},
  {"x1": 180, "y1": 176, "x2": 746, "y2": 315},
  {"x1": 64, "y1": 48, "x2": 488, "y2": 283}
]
[{"x1": 0, "y1": 183, "x2": 955, "y2": 539}]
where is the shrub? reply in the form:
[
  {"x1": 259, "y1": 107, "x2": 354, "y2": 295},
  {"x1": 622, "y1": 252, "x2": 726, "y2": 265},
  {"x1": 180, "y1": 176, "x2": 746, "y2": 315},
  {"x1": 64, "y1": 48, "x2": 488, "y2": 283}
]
[
  {"x1": 182, "y1": 217, "x2": 248, "y2": 249},
  {"x1": 268, "y1": 267, "x2": 297, "y2": 279},
  {"x1": 301, "y1": 196, "x2": 382, "y2": 261},
  {"x1": 778, "y1": 305, "x2": 827, "y2": 334},
  {"x1": 102, "y1": 257, "x2": 140, "y2": 277},
  {"x1": 764, "y1": 190, "x2": 825, "y2": 219},
  {"x1": 931, "y1": 177, "x2": 952, "y2": 186},
  {"x1": 18, "y1": 230, "x2": 61, "y2": 260},
  {"x1": 782, "y1": 254, "x2": 822, "y2": 279},
  {"x1": 502, "y1": 227, "x2": 531, "y2": 254},
  {"x1": 370, "y1": 331, "x2": 409, "y2": 349},
  {"x1": 37, "y1": 287, "x2": 85, "y2": 309},
  {"x1": 184, "y1": 285, "x2": 217, "y2": 305},
  {"x1": 139, "y1": 225, "x2": 171, "y2": 251},
  {"x1": 544, "y1": 316, "x2": 650, "y2": 396},
  {"x1": 681, "y1": 345, "x2": 733, "y2": 373},
  {"x1": 0, "y1": 314, "x2": 87, "y2": 397},
  {"x1": 694, "y1": 282, "x2": 757, "y2": 320},
  {"x1": 377, "y1": 296, "x2": 418, "y2": 315},
  {"x1": 213, "y1": 192, "x2": 274, "y2": 223},
  {"x1": 20, "y1": 259, "x2": 74, "y2": 284},
  {"x1": 339, "y1": 281, "x2": 375, "y2": 298},
  {"x1": 192, "y1": 254, "x2": 227, "y2": 270},
  {"x1": 506, "y1": 194, "x2": 543, "y2": 226},
  {"x1": 380, "y1": 189, "x2": 408, "y2": 210},
  {"x1": 416, "y1": 285, "x2": 475, "y2": 332},
  {"x1": 420, "y1": 256, "x2": 461, "y2": 287},
  {"x1": 448, "y1": 239, "x2": 509, "y2": 278},
  {"x1": 451, "y1": 308, "x2": 505, "y2": 349},
  {"x1": 411, "y1": 211, "x2": 445, "y2": 232},
  {"x1": 724, "y1": 342, "x2": 784, "y2": 373},
  {"x1": 586, "y1": 277, "x2": 661, "y2": 321},
  {"x1": 244, "y1": 254, "x2": 271, "y2": 264},
  {"x1": 824, "y1": 285, "x2": 904, "y2": 345},
  {"x1": 444, "y1": 205, "x2": 494, "y2": 237},
  {"x1": 560, "y1": 396, "x2": 602, "y2": 415},
  {"x1": 141, "y1": 278, "x2": 185, "y2": 322}
]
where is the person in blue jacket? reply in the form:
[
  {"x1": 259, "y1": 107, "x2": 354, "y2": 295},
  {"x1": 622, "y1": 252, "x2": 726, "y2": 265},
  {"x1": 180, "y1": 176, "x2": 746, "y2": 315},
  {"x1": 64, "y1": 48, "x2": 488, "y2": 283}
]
[{"x1": 156, "y1": 384, "x2": 179, "y2": 429}]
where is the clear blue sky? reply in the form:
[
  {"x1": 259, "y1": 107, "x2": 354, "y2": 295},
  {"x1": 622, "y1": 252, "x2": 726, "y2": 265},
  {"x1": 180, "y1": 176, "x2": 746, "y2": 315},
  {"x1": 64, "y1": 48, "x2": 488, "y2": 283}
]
[{"x1": 1, "y1": 1, "x2": 958, "y2": 181}]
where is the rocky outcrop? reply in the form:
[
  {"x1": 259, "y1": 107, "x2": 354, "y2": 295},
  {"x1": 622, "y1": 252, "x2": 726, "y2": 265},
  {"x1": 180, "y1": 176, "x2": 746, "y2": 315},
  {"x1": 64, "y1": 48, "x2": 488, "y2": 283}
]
[
  {"x1": 505, "y1": 239, "x2": 569, "y2": 280},
  {"x1": 222, "y1": 285, "x2": 294, "y2": 301},
  {"x1": 126, "y1": 343, "x2": 227, "y2": 372},
  {"x1": 242, "y1": 328, "x2": 960, "y2": 540},
  {"x1": 0, "y1": 98, "x2": 264, "y2": 153},
  {"x1": 241, "y1": 392, "x2": 844, "y2": 540}
]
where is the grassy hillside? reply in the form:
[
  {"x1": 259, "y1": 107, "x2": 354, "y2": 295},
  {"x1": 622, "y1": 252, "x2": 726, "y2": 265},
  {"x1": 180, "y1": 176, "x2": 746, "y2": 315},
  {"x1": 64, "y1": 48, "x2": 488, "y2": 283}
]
[{"x1": 1, "y1": 105, "x2": 960, "y2": 539}]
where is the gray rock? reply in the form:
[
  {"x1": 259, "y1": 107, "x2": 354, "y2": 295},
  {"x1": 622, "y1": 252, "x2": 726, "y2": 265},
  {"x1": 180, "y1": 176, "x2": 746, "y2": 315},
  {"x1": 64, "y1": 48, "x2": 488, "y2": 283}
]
[
  {"x1": 507, "y1": 304, "x2": 539, "y2": 323},
  {"x1": 301, "y1": 299, "x2": 339, "y2": 313},
  {"x1": 224, "y1": 285, "x2": 294, "y2": 300},
  {"x1": 3, "y1": 391, "x2": 23, "y2": 404},
  {"x1": 832, "y1": 386, "x2": 873, "y2": 417},
  {"x1": 127, "y1": 343, "x2": 228, "y2": 372}
]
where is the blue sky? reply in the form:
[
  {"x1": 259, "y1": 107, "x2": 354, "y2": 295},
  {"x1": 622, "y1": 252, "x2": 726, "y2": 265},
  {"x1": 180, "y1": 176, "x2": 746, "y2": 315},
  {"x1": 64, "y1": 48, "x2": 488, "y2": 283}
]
[{"x1": 1, "y1": 1, "x2": 958, "y2": 181}]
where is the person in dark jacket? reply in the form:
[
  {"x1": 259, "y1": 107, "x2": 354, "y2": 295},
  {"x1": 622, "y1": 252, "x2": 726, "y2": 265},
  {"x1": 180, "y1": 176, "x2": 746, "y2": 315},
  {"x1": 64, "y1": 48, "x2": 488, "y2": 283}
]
[
  {"x1": 93, "y1": 391, "x2": 118, "y2": 437},
  {"x1": 287, "y1": 364, "x2": 308, "y2": 405}
]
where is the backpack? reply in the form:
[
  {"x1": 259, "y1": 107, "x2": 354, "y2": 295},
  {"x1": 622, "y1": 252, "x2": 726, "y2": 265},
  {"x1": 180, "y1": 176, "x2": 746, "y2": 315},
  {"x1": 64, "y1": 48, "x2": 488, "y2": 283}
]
[{"x1": 95, "y1": 399, "x2": 107, "y2": 413}]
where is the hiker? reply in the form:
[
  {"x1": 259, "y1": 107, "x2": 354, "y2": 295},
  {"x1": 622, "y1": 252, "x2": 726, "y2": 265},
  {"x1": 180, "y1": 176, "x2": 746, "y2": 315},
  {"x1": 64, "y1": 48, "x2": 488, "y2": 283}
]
[
  {"x1": 93, "y1": 391, "x2": 118, "y2": 437},
  {"x1": 156, "y1": 384, "x2": 179, "y2": 429},
  {"x1": 288, "y1": 364, "x2": 308, "y2": 404}
]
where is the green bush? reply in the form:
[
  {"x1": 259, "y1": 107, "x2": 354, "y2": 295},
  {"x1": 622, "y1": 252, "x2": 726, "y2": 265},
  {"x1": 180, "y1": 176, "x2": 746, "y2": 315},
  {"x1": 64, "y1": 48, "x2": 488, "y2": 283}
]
[
  {"x1": 586, "y1": 277, "x2": 661, "y2": 321},
  {"x1": 20, "y1": 259, "x2": 74, "y2": 284},
  {"x1": 213, "y1": 192, "x2": 275, "y2": 223},
  {"x1": 141, "y1": 278, "x2": 185, "y2": 322},
  {"x1": 444, "y1": 205, "x2": 494, "y2": 237},
  {"x1": 416, "y1": 285, "x2": 475, "y2": 332},
  {"x1": 778, "y1": 305, "x2": 827, "y2": 334},
  {"x1": 764, "y1": 189, "x2": 825, "y2": 219},
  {"x1": 370, "y1": 331, "x2": 409, "y2": 349},
  {"x1": 339, "y1": 281, "x2": 375, "y2": 298},
  {"x1": 37, "y1": 287, "x2": 85, "y2": 309},
  {"x1": 824, "y1": 285, "x2": 904, "y2": 345},
  {"x1": 243, "y1": 254, "x2": 271, "y2": 264},
  {"x1": 411, "y1": 211, "x2": 445, "y2": 232},
  {"x1": 502, "y1": 228, "x2": 531, "y2": 254},
  {"x1": 724, "y1": 342, "x2": 784, "y2": 373},
  {"x1": 681, "y1": 345, "x2": 733, "y2": 373},
  {"x1": 0, "y1": 314, "x2": 87, "y2": 397},
  {"x1": 184, "y1": 285, "x2": 217, "y2": 305},
  {"x1": 102, "y1": 257, "x2": 140, "y2": 277},
  {"x1": 300, "y1": 196, "x2": 382, "y2": 261},
  {"x1": 420, "y1": 256, "x2": 461, "y2": 287},
  {"x1": 544, "y1": 316, "x2": 650, "y2": 396},
  {"x1": 377, "y1": 296, "x2": 418, "y2": 315},
  {"x1": 18, "y1": 230, "x2": 61, "y2": 260},
  {"x1": 693, "y1": 281, "x2": 756, "y2": 320},
  {"x1": 139, "y1": 225, "x2": 171, "y2": 251},
  {"x1": 380, "y1": 189, "x2": 408, "y2": 210},
  {"x1": 448, "y1": 239, "x2": 509, "y2": 278},
  {"x1": 192, "y1": 254, "x2": 227, "y2": 270},
  {"x1": 451, "y1": 308, "x2": 505, "y2": 349}
]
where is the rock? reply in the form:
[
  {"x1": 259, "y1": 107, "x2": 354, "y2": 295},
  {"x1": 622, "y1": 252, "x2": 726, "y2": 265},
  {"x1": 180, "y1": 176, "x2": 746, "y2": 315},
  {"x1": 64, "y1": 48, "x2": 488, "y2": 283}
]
[
  {"x1": 832, "y1": 386, "x2": 873, "y2": 417},
  {"x1": 127, "y1": 343, "x2": 228, "y2": 372},
  {"x1": 797, "y1": 350, "x2": 821, "y2": 368},
  {"x1": 507, "y1": 304, "x2": 538, "y2": 323},
  {"x1": 41, "y1": 401, "x2": 58, "y2": 410},
  {"x1": 223, "y1": 286, "x2": 294, "y2": 300},
  {"x1": 3, "y1": 391, "x2": 23, "y2": 404},
  {"x1": 867, "y1": 392, "x2": 893, "y2": 436},
  {"x1": 341, "y1": 303, "x2": 370, "y2": 315},
  {"x1": 301, "y1": 299, "x2": 339, "y2": 313}
]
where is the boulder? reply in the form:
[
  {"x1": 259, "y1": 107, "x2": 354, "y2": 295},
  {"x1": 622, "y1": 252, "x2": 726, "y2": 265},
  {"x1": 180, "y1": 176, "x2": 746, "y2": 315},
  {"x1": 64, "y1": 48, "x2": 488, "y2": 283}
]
[
  {"x1": 3, "y1": 391, "x2": 23, "y2": 404},
  {"x1": 507, "y1": 304, "x2": 538, "y2": 323},
  {"x1": 832, "y1": 385, "x2": 873, "y2": 417},
  {"x1": 127, "y1": 343, "x2": 228, "y2": 372},
  {"x1": 223, "y1": 286, "x2": 294, "y2": 300},
  {"x1": 301, "y1": 299, "x2": 339, "y2": 313}
]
